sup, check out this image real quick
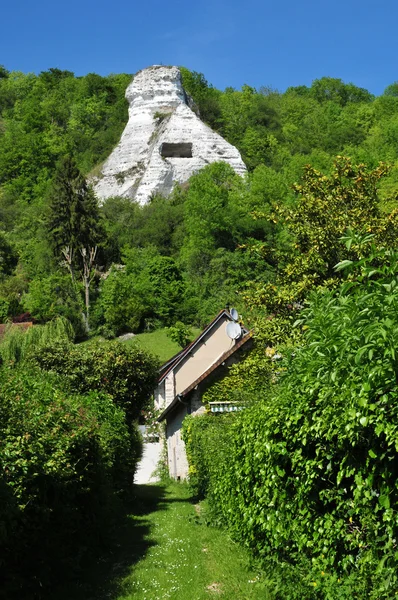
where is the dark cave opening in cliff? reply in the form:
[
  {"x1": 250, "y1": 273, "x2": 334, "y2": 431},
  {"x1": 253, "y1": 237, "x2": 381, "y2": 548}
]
[{"x1": 160, "y1": 143, "x2": 193, "y2": 158}]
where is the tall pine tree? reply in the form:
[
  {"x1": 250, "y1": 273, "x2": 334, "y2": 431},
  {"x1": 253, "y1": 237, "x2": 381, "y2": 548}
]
[{"x1": 47, "y1": 156, "x2": 104, "y2": 271}]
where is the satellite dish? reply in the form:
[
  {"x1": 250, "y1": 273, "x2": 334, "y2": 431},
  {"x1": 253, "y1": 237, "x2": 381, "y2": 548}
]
[
  {"x1": 226, "y1": 321, "x2": 242, "y2": 340},
  {"x1": 230, "y1": 308, "x2": 239, "y2": 321}
]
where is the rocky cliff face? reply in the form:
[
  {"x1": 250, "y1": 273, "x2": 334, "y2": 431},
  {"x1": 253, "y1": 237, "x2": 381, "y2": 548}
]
[{"x1": 93, "y1": 66, "x2": 246, "y2": 204}]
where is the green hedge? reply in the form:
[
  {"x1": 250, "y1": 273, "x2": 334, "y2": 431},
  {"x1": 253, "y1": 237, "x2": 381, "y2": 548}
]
[
  {"x1": 182, "y1": 246, "x2": 398, "y2": 598},
  {"x1": 33, "y1": 339, "x2": 159, "y2": 423},
  {"x1": 0, "y1": 334, "x2": 158, "y2": 596},
  {"x1": 182, "y1": 413, "x2": 235, "y2": 501},
  {"x1": 0, "y1": 366, "x2": 137, "y2": 595}
]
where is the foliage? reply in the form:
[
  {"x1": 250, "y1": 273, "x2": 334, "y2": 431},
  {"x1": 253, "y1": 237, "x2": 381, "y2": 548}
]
[
  {"x1": 3, "y1": 64, "x2": 398, "y2": 333},
  {"x1": 47, "y1": 156, "x2": 104, "y2": 270},
  {"x1": 179, "y1": 67, "x2": 222, "y2": 130},
  {"x1": 0, "y1": 316, "x2": 74, "y2": 364},
  {"x1": 287, "y1": 77, "x2": 374, "y2": 106},
  {"x1": 166, "y1": 321, "x2": 192, "y2": 348},
  {"x1": 285, "y1": 157, "x2": 398, "y2": 282},
  {"x1": 201, "y1": 342, "x2": 272, "y2": 406},
  {"x1": 0, "y1": 297, "x2": 9, "y2": 322},
  {"x1": 245, "y1": 157, "x2": 398, "y2": 344},
  {"x1": 93, "y1": 249, "x2": 185, "y2": 336},
  {"x1": 0, "y1": 231, "x2": 17, "y2": 276},
  {"x1": 182, "y1": 413, "x2": 236, "y2": 500},
  {"x1": 184, "y1": 242, "x2": 398, "y2": 597},
  {"x1": 93, "y1": 266, "x2": 143, "y2": 337},
  {"x1": 0, "y1": 365, "x2": 137, "y2": 596},
  {"x1": 22, "y1": 273, "x2": 84, "y2": 334},
  {"x1": 33, "y1": 339, "x2": 159, "y2": 423}
]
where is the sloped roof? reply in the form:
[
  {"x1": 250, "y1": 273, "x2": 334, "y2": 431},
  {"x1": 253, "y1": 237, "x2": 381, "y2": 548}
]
[
  {"x1": 158, "y1": 309, "x2": 248, "y2": 384},
  {"x1": 157, "y1": 330, "x2": 253, "y2": 422}
]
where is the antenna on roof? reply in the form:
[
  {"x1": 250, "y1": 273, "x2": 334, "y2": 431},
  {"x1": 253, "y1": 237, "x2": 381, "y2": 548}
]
[
  {"x1": 226, "y1": 321, "x2": 242, "y2": 340},
  {"x1": 230, "y1": 307, "x2": 239, "y2": 321}
]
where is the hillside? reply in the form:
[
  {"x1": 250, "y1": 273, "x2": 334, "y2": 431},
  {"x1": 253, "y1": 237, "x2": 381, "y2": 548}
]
[{"x1": 1, "y1": 65, "x2": 398, "y2": 334}]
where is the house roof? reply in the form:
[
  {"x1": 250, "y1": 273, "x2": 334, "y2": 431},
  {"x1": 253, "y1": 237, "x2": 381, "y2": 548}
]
[
  {"x1": 157, "y1": 330, "x2": 253, "y2": 422},
  {"x1": 158, "y1": 309, "x2": 247, "y2": 384}
]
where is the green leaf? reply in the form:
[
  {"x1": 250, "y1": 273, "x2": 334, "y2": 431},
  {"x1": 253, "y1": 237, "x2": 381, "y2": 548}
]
[
  {"x1": 334, "y1": 260, "x2": 353, "y2": 272},
  {"x1": 359, "y1": 416, "x2": 368, "y2": 426},
  {"x1": 379, "y1": 495, "x2": 390, "y2": 509}
]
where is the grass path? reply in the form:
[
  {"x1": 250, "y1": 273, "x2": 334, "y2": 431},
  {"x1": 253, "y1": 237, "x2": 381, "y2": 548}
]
[
  {"x1": 55, "y1": 482, "x2": 269, "y2": 600},
  {"x1": 115, "y1": 482, "x2": 268, "y2": 600}
]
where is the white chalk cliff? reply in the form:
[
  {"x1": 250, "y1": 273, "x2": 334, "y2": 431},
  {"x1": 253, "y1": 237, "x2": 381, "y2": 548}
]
[{"x1": 93, "y1": 66, "x2": 246, "y2": 204}]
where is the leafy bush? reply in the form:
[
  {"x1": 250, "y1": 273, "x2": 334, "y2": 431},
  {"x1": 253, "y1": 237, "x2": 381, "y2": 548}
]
[
  {"x1": 166, "y1": 321, "x2": 192, "y2": 348},
  {"x1": 182, "y1": 413, "x2": 235, "y2": 500},
  {"x1": 93, "y1": 266, "x2": 144, "y2": 336},
  {"x1": 0, "y1": 297, "x2": 9, "y2": 322},
  {"x1": 0, "y1": 316, "x2": 74, "y2": 364},
  {"x1": 0, "y1": 366, "x2": 136, "y2": 595},
  {"x1": 93, "y1": 252, "x2": 185, "y2": 336},
  {"x1": 22, "y1": 273, "x2": 85, "y2": 335},
  {"x1": 183, "y1": 243, "x2": 398, "y2": 597},
  {"x1": 33, "y1": 339, "x2": 159, "y2": 423}
]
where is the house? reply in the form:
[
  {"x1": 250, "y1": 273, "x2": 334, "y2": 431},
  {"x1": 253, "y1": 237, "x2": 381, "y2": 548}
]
[{"x1": 155, "y1": 309, "x2": 253, "y2": 480}]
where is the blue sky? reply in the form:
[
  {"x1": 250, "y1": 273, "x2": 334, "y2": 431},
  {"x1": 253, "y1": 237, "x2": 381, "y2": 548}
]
[{"x1": 1, "y1": 0, "x2": 396, "y2": 95}]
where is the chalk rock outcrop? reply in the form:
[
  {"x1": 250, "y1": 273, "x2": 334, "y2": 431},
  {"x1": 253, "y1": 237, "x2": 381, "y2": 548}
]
[{"x1": 93, "y1": 66, "x2": 246, "y2": 204}]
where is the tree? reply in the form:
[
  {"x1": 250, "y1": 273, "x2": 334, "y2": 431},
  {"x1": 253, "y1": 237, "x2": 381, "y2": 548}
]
[
  {"x1": 179, "y1": 67, "x2": 222, "y2": 130},
  {"x1": 0, "y1": 65, "x2": 9, "y2": 80},
  {"x1": 383, "y1": 81, "x2": 398, "y2": 97},
  {"x1": 287, "y1": 77, "x2": 374, "y2": 106},
  {"x1": 245, "y1": 157, "x2": 398, "y2": 343},
  {"x1": 0, "y1": 231, "x2": 17, "y2": 276},
  {"x1": 47, "y1": 157, "x2": 105, "y2": 332},
  {"x1": 47, "y1": 156, "x2": 104, "y2": 270},
  {"x1": 283, "y1": 157, "x2": 398, "y2": 283}
]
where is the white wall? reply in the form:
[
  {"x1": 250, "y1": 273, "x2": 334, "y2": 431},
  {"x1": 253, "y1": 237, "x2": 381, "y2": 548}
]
[{"x1": 174, "y1": 317, "x2": 233, "y2": 394}]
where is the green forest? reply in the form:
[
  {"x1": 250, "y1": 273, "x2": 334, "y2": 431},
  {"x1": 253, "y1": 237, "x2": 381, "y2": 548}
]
[{"x1": 2, "y1": 64, "x2": 398, "y2": 598}]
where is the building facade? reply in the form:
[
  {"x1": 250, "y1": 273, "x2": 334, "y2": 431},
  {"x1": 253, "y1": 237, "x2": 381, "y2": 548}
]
[{"x1": 155, "y1": 309, "x2": 252, "y2": 479}]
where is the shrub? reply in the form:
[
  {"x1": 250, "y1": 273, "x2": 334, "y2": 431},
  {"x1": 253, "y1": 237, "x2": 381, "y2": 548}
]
[
  {"x1": 0, "y1": 366, "x2": 136, "y2": 595},
  {"x1": 183, "y1": 243, "x2": 398, "y2": 597},
  {"x1": 33, "y1": 339, "x2": 159, "y2": 423},
  {"x1": 93, "y1": 267, "x2": 144, "y2": 336},
  {"x1": 0, "y1": 316, "x2": 74, "y2": 364},
  {"x1": 166, "y1": 321, "x2": 192, "y2": 348},
  {"x1": 0, "y1": 298, "x2": 9, "y2": 322},
  {"x1": 182, "y1": 413, "x2": 235, "y2": 501},
  {"x1": 22, "y1": 274, "x2": 85, "y2": 336}
]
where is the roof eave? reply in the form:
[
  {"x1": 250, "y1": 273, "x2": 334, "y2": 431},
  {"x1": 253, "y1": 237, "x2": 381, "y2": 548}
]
[
  {"x1": 157, "y1": 309, "x2": 236, "y2": 384},
  {"x1": 157, "y1": 331, "x2": 253, "y2": 422}
]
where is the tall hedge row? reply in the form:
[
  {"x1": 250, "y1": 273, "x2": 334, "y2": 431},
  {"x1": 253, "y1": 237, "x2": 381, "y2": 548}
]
[
  {"x1": 0, "y1": 335, "x2": 158, "y2": 597},
  {"x1": 32, "y1": 339, "x2": 159, "y2": 423},
  {"x1": 183, "y1": 248, "x2": 398, "y2": 599}
]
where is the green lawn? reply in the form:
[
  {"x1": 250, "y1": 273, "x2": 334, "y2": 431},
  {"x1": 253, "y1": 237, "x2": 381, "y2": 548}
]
[
  {"x1": 116, "y1": 482, "x2": 269, "y2": 600},
  {"x1": 52, "y1": 482, "x2": 270, "y2": 600},
  {"x1": 127, "y1": 327, "x2": 200, "y2": 364}
]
